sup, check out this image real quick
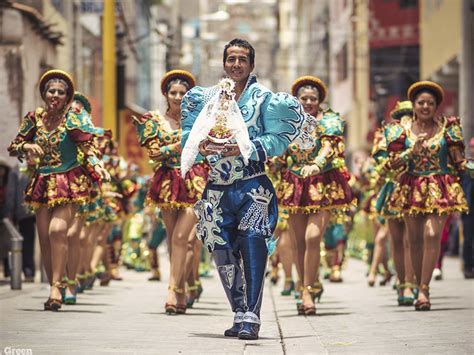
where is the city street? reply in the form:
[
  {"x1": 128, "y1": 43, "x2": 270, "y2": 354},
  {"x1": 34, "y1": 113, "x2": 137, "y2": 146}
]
[
  {"x1": 1, "y1": 255, "x2": 473, "y2": 354},
  {"x1": 1, "y1": 1, "x2": 474, "y2": 354}
]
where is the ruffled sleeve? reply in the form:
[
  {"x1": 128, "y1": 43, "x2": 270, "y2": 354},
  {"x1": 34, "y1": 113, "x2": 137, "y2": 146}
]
[
  {"x1": 133, "y1": 111, "x2": 161, "y2": 147},
  {"x1": 371, "y1": 127, "x2": 388, "y2": 164},
  {"x1": 384, "y1": 122, "x2": 406, "y2": 153},
  {"x1": 251, "y1": 92, "x2": 307, "y2": 161},
  {"x1": 445, "y1": 116, "x2": 465, "y2": 150},
  {"x1": 66, "y1": 110, "x2": 96, "y2": 142},
  {"x1": 445, "y1": 116, "x2": 467, "y2": 171},
  {"x1": 319, "y1": 109, "x2": 345, "y2": 138},
  {"x1": 8, "y1": 110, "x2": 38, "y2": 159},
  {"x1": 316, "y1": 109, "x2": 345, "y2": 162},
  {"x1": 66, "y1": 110, "x2": 104, "y2": 179}
]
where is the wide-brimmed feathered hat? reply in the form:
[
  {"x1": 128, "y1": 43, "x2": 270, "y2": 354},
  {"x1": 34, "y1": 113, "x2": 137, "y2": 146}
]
[
  {"x1": 160, "y1": 69, "x2": 196, "y2": 96},
  {"x1": 39, "y1": 69, "x2": 75, "y2": 104},
  {"x1": 407, "y1": 81, "x2": 444, "y2": 105},
  {"x1": 291, "y1": 75, "x2": 328, "y2": 102}
]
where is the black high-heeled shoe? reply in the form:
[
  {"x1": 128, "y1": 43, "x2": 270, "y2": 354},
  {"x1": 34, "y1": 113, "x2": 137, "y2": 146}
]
[
  {"x1": 44, "y1": 298, "x2": 62, "y2": 311},
  {"x1": 301, "y1": 286, "x2": 318, "y2": 316},
  {"x1": 186, "y1": 285, "x2": 198, "y2": 308},
  {"x1": 196, "y1": 280, "x2": 203, "y2": 301},
  {"x1": 269, "y1": 267, "x2": 279, "y2": 285},
  {"x1": 176, "y1": 304, "x2": 187, "y2": 314},
  {"x1": 311, "y1": 282, "x2": 324, "y2": 303},
  {"x1": 168, "y1": 286, "x2": 187, "y2": 314},
  {"x1": 165, "y1": 303, "x2": 177, "y2": 315},
  {"x1": 379, "y1": 272, "x2": 393, "y2": 286},
  {"x1": 414, "y1": 285, "x2": 431, "y2": 311},
  {"x1": 46, "y1": 282, "x2": 64, "y2": 311}
]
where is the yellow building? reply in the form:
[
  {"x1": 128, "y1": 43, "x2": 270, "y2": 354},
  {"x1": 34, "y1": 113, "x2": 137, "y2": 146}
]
[
  {"x1": 420, "y1": 0, "x2": 461, "y2": 81},
  {"x1": 420, "y1": 0, "x2": 473, "y2": 139}
]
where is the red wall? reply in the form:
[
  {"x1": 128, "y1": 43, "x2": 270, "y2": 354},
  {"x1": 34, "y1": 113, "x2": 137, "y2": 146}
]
[{"x1": 369, "y1": 0, "x2": 419, "y2": 48}]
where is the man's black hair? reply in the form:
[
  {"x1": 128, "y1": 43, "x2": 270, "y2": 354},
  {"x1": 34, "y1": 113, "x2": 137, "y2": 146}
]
[{"x1": 223, "y1": 38, "x2": 255, "y2": 66}]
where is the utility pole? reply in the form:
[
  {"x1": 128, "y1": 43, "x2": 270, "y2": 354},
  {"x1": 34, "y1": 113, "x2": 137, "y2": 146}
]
[{"x1": 103, "y1": 0, "x2": 117, "y2": 136}]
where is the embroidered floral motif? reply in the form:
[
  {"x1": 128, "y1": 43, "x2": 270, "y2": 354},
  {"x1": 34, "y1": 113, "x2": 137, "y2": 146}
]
[
  {"x1": 35, "y1": 123, "x2": 66, "y2": 169},
  {"x1": 186, "y1": 175, "x2": 205, "y2": 199},
  {"x1": 238, "y1": 185, "x2": 273, "y2": 236},
  {"x1": 389, "y1": 174, "x2": 467, "y2": 214},
  {"x1": 217, "y1": 264, "x2": 235, "y2": 289},
  {"x1": 70, "y1": 174, "x2": 89, "y2": 194},
  {"x1": 158, "y1": 180, "x2": 172, "y2": 201},
  {"x1": 208, "y1": 156, "x2": 244, "y2": 184},
  {"x1": 309, "y1": 182, "x2": 323, "y2": 202},
  {"x1": 194, "y1": 190, "x2": 226, "y2": 251},
  {"x1": 47, "y1": 178, "x2": 57, "y2": 199},
  {"x1": 277, "y1": 181, "x2": 294, "y2": 200}
]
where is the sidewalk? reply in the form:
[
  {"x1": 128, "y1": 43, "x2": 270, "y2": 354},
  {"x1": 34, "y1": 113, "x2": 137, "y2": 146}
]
[{"x1": 0, "y1": 254, "x2": 473, "y2": 354}]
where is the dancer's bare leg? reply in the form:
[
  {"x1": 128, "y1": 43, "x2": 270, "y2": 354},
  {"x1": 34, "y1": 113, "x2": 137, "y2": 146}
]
[
  {"x1": 368, "y1": 224, "x2": 388, "y2": 286},
  {"x1": 288, "y1": 213, "x2": 307, "y2": 292},
  {"x1": 36, "y1": 207, "x2": 53, "y2": 283},
  {"x1": 301, "y1": 211, "x2": 330, "y2": 307},
  {"x1": 419, "y1": 215, "x2": 447, "y2": 302},
  {"x1": 49, "y1": 204, "x2": 77, "y2": 300},
  {"x1": 169, "y1": 209, "x2": 196, "y2": 306},
  {"x1": 65, "y1": 217, "x2": 84, "y2": 296},
  {"x1": 161, "y1": 209, "x2": 179, "y2": 305},
  {"x1": 278, "y1": 229, "x2": 295, "y2": 289}
]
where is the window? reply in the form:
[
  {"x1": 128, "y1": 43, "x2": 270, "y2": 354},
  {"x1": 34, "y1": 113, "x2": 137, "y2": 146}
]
[
  {"x1": 399, "y1": 0, "x2": 417, "y2": 8},
  {"x1": 337, "y1": 44, "x2": 348, "y2": 82}
]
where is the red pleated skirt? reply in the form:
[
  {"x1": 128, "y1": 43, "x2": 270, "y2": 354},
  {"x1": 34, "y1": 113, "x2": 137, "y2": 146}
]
[
  {"x1": 278, "y1": 168, "x2": 356, "y2": 213},
  {"x1": 146, "y1": 163, "x2": 208, "y2": 210}
]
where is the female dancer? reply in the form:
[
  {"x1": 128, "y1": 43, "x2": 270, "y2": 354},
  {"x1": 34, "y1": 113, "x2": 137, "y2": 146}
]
[
  {"x1": 267, "y1": 157, "x2": 296, "y2": 295},
  {"x1": 356, "y1": 151, "x2": 391, "y2": 287},
  {"x1": 373, "y1": 101, "x2": 416, "y2": 304},
  {"x1": 278, "y1": 76, "x2": 355, "y2": 315},
  {"x1": 323, "y1": 213, "x2": 349, "y2": 283},
  {"x1": 387, "y1": 81, "x2": 468, "y2": 310},
  {"x1": 8, "y1": 70, "x2": 109, "y2": 311},
  {"x1": 133, "y1": 70, "x2": 207, "y2": 314}
]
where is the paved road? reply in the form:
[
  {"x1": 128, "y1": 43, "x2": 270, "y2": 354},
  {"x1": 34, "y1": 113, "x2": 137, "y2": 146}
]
[{"x1": 1, "y1": 254, "x2": 473, "y2": 354}]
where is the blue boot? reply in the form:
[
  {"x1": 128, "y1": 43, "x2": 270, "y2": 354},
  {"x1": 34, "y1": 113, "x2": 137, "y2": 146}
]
[
  {"x1": 224, "y1": 311, "x2": 244, "y2": 337},
  {"x1": 238, "y1": 312, "x2": 260, "y2": 340}
]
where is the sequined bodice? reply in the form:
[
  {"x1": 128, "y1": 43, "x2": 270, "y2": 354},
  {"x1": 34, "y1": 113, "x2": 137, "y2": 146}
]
[
  {"x1": 405, "y1": 119, "x2": 450, "y2": 176},
  {"x1": 33, "y1": 114, "x2": 80, "y2": 174}
]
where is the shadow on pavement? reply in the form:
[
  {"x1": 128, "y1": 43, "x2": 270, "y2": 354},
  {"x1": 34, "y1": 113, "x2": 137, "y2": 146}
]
[
  {"x1": 316, "y1": 312, "x2": 354, "y2": 317},
  {"x1": 394, "y1": 307, "x2": 470, "y2": 312},
  {"x1": 283, "y1": 335, "x2": 322, "y2": 340},
  {"x1": 430, "y1": 295, "x2": 463, "y2": 300},
  {"x1": 18, "y1": 308, "x2": 103, "y2": 314},
  {"x1": 278, "y1": 311, "x2": 353, "y2": 318},
  {"x1": 191, "y1": 306, "x2": 228, "y2": 311},
  {"x1": 142, "y1": 312, "x2": 226, "y2": 317},
  {"x1": 189, "y1": 332, "x2": 279, "y2": 341}
]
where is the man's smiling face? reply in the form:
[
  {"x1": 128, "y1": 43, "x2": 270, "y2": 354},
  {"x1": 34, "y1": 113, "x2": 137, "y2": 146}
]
[{"x1": 223, "y1": 46, "x2": 254, "y2": 86}]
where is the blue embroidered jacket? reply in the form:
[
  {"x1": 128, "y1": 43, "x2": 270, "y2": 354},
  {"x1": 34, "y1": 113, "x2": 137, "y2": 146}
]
[{"x1": 181, "y1": 75, "x2": 308, "y2": 185}]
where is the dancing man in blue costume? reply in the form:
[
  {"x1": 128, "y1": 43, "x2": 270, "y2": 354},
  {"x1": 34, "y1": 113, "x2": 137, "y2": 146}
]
[{"x1": 181, "y1": 38, "x2": 310, "y2": 340}]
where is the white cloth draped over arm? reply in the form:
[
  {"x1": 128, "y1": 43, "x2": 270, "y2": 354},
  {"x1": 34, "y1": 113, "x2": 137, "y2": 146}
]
[{"x1": 181, "y1": 89, "x2": 253, "y2": 178}]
